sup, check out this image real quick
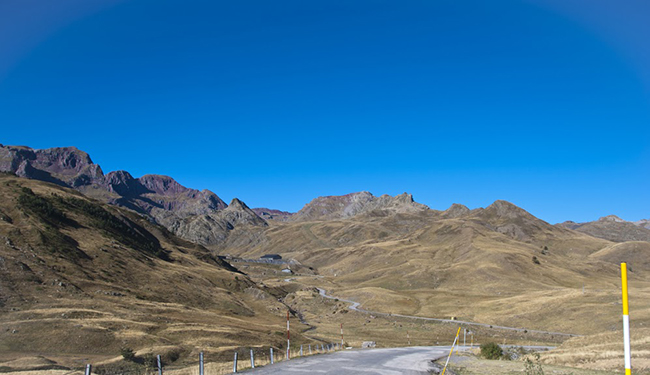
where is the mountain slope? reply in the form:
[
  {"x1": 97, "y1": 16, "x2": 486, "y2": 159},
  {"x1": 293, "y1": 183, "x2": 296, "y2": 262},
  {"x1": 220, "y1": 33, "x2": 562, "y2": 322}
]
[
  {"x1": 0, "y1": 145, "x2": 261, "y2": 245},
  {"x1": 557, "y1": 215, "x2": 650, "y2": 242},
  {"x1": 220, "y1": 197, "x2": 646, "y2": 335},
  {"x1": 0, "y1": 174, "x2": 303, "y2": 366},
  {"x1": 172, "y1": 198, "x2": 268, "y2": 245}
]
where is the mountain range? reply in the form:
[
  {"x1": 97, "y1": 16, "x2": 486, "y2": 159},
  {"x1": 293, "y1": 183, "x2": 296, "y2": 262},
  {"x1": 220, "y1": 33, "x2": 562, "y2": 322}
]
[
  {"x1": 2, "y1": 143, "x2": 650, "y2": 372},
  {"x1": 2, "y1": 144, "x2": 648, "y2": 245}
]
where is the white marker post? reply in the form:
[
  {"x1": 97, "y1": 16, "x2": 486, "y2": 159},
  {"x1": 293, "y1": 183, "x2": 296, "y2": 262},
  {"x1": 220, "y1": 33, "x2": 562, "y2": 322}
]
[
  {"x1": 407, "y1": 330, "x2": 410, "y2": 346},
  {"x1": 287, "y1": 311, "x2": 291, "y2": 360},
  {"x1": 463, "y1": 328, "x2": 466, "y2": 347},
  {"x1": 441, "y1": 327, "x2": 461, "y2": 375},
  {"x1": 622, "y1": 263, "x2": 631, "y2": 375},
  {"x1": 341, "y1": 323, "x2": 344, "y2": 348}
]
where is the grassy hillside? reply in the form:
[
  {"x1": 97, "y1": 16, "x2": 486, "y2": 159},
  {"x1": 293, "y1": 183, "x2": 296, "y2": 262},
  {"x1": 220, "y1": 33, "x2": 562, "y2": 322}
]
[
  {"x1": 0, "y1": 174, "x2": 312, "y2": 370},
  {"x1": 218, "y1": 200, "x2": 650, "y2": 337}
]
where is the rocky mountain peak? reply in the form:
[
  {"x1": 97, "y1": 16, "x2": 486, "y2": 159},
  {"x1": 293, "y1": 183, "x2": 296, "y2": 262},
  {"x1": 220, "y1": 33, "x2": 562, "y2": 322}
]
[
  {"x1": 103, "y1": 170, "x2": 147, "y2": 197},
  {"x1": 0, "y1": 144, "x2": 104, "y2": 187},
  {"x1": 442, "y1": 203, "x2": 470, "y2": 219},
  {"x1": 227, "y1": 198, "x2": 248, "y2": 210},
  {"x1": 35, "y1": 146, "x2": 94, "y2": 172},
  {"x1": 598, "y1": 215, "x2": 625, "y2": 223},
  {"x1": 485, "y1": 200, "x2": 532, "y2": 220},
  {"x1": 291, "y1": 191, "x2": 428, "y2": 221},
  {"x1": 138, "y1": 174, "x2": 188, "y2": 196}
]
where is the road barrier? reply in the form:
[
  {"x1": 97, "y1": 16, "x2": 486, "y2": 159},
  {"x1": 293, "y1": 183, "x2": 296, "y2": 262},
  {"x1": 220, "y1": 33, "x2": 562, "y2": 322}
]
[{"x1": 80, "y1": 342, "x2": 344, "y2": 375}]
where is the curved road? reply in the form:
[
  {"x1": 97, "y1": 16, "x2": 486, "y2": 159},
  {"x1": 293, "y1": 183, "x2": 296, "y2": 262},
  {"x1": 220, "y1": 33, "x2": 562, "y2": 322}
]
[
  {"x1": 241, "y1": 346, "x2": 452, "y2": 375},
  {"x1": 317, "y1": 288, "x2": 577, "y2": 337}
]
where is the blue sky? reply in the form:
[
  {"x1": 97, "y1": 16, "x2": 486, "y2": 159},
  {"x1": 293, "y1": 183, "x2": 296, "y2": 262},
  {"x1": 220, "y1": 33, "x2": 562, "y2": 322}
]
[{"x1": 1, "y1": 0, "x2": 648, "y2": 223}]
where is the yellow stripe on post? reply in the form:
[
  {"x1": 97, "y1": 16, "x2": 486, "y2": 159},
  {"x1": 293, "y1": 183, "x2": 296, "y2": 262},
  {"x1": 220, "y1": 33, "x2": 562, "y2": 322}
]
[
  {"x1": 441, "y1": 327, "x2": 461, "y2": 375},
  {"x1": 622, "y1": 263, "x2": 629, "y2": 315},
  {"x1": 621, "y1": 263, "x2": 631, "y2": 375}
]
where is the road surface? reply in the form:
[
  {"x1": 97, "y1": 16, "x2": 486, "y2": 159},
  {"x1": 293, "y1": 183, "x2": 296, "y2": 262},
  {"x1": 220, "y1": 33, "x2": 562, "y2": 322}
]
[{"x1": 241, "y1": 346, "x2": 452, "y2": 375}]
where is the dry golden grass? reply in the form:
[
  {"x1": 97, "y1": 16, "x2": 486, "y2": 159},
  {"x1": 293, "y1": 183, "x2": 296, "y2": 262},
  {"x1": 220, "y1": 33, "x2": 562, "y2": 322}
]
[
  {"x1": 443, "y1": 352, "x2": 616, "y2": 375},
  {"x1": 542, "y1": 327, "x2": 650, "y2": 372}
]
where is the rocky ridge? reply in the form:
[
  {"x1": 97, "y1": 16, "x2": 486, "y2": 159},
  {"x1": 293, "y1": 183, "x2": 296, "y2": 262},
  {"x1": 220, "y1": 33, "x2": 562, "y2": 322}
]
[
  {"x1": 557, "y1": 215, "x2": 650, "y2": 243},
  {"x1": 173, "y1": 198, "x2": 268, "y2": 245},
  {"x1": 289, "y1": 191, "x2": 429, "y2": 221},
  {"x1": 0, "y1": 144, "x2": 260, "y2": 244}
]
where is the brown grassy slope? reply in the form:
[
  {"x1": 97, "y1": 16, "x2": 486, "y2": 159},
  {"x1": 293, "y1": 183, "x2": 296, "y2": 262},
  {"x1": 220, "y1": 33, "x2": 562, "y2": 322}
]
[
  {"x1": 542, "y1": 326, "x2": 650, "y2": 372},
  {"x1": 0, "y1": 174, "x2": 310, "y2": 369},
  {"x1": 218, "y1": 200, "x2": 650, "y2": 336}
]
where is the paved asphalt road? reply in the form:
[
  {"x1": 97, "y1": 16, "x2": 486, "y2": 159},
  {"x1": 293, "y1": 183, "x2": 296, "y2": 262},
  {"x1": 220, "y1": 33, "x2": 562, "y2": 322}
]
[{"x1": 239, "y1": 346, "x2": 453, "y2": 375}]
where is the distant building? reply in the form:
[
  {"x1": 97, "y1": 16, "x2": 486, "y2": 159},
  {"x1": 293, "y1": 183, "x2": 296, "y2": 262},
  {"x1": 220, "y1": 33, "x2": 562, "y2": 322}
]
[
  {"x1": 261, "y1": 254, "x2": 282, "y2": 260},
  {"x1": 362, "y1": 341, "x2": 376, "y2": 348},
  {"x1": 281, "y1": 268, "x2": 292, "y2": 274}
]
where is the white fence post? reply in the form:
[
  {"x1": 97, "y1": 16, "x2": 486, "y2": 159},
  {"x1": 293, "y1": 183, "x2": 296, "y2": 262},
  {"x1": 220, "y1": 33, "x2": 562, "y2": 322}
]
[
  {"x1": 85, "y1": 364, "x2": 91, "y2": 375},
  {"x1": 156, "y1": 355, "x2": 162, "y2": 375},
  {"x1": 233, "y1": 352, "x2": 238, "y2": 373},
  {"x1": 250, "y1": 349, "x2": 255, "y2": 368},
  {"x1": 270, "y1": 348, "x2": 274, "y2": 364},
  {"x1": 199, "y1": 352, "x2": 204, "y2": 375}
]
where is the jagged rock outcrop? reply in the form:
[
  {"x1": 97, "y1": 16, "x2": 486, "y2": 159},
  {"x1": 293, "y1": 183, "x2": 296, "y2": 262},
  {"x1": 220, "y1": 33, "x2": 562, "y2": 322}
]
[
  {"x1": 0, "y1": 145, "x2": 104, "y2": 187},
  {"x1": 173, "y1": 198, "x2": 268, "y2": 245},
  {"x1": 290, "y1": 191, "x2": 429, "y2": 221},
  {"x1": 557, "y1": 215, "x2": 650, "y2": 243}
]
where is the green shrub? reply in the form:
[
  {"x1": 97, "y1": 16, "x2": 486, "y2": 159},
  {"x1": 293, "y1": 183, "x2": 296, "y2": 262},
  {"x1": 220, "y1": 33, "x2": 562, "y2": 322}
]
[
  {"x1": 480, "y1": 342, "x2": 503, "y2": 360},
  {"x1": 18, "y1": 187, "x2": 69, "y2": 225},
  {"x1": 120, "y1": 347, "x2": 136, "y2": 361}
]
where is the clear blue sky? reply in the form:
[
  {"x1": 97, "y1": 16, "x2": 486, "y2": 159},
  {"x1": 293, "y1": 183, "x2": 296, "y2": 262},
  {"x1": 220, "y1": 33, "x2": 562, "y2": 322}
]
[{"x1": 1, "y1": 0, "x2": 649, "y2": 223}]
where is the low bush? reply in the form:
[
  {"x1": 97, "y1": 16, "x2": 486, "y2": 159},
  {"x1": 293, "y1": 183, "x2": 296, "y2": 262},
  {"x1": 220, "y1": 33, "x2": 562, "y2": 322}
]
[
  {"x1": 120, "y1": 347, "x2": 136, "y2": 361},
  {"x1": 480, "y1": 342, "x2": 503, "y2": 360}
]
